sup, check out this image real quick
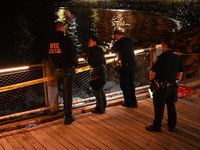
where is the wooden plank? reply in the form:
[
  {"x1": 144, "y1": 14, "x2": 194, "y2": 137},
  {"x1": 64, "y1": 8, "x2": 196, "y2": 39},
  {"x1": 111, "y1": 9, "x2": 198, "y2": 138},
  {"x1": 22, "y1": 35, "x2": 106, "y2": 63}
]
[
  {"x1": 17, "y1": 128, "x2": 46, "y2": 150},
  {"x1": 31, "y1": 124, "x2": 69, "y2": 150},
  {"x1": 177, "y1": 101, "x2": 200, "y2": 113},
  {"x1": 143, "y1": 98, "x2": 200, "y2": 128},
  {"x1": 144, "y1": 99, "x2": 200, "y2": 128},
  {"x1": 139, "y1": 100, "x2": 200, "y2": 131},
  {"x1": 68, "y1": 118, "x2": 112, "y2": 150},
  {"x1": 175, "y1": 101, "x2": 200, "y2": 117},
  {"x1": 62, "y1": 120, "x2": 105, "y2": 149},
  {"x1": 86, "y1": 110, "x2": 156, "y2": 150},
  {"x1": 127, "y1": 100, "x2": 200, "y2": 149},
  {"x1": 181, "y1": 75, "x2": 200, "y2": 89},
  {"x1": 0, "y1": 133, "x2": 15, "y2": 150},
  {"x1": 25, "y1": 126, "x2": 58, "y2": 150},
  {"x1": 9, "y1": 129, "x2": 36, "y2": 150},
  {"x1": 111, "y1": 107, "x2": 195, "y2": 150},
  {"x1": 106, "y1": 107, "x2": 182, "y2": 150},
  {"x1": 0, "y1": 97, "x2": 199, "y2": 150},
  {"x1": 45, "y1": 120, "x2": 99, "y2": 150},
  {"x1": 75, "y1": 113, "x2": 135, "y2": 150},
  {"x1": 82, "y1": 112, "x2": 144, "y2": 150},
  {"x1": 1, "y1": 132, "x2": 25, "y2": 150},
  {"x1": 0, "y1": 144, "x2": 4, "y2": 150},
  {"x1": 178, "y1": 98, "x2": 200, "y2": 108},
  {"x1": 142, "y1": 99, "x2": 200, "y2": 140},
  {"x1": 72, "y1": 117, "x2": 118, "y2": 150},
  {"x1": 38, "y1": 122, "x2": 79, "y2": 150},
  {"x1": 47, "y1": 120, "x2": 90, "y2": 150}
]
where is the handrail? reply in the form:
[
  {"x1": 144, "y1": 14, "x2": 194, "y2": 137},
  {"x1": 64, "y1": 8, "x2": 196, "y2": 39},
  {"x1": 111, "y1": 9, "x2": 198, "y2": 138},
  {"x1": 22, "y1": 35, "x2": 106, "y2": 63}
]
[
  {"x1": 0, "y1": 63, "x2": 45, "y2": 74},
  {"x1": 0, "y1": 76, "x2": 55, "y2": 93},
  {"x1": 0, "y1": 107, "x2": 50, "y2": 121},
  {"x1": 0, "y1": 58, "x2": 116, "y2": 93}
]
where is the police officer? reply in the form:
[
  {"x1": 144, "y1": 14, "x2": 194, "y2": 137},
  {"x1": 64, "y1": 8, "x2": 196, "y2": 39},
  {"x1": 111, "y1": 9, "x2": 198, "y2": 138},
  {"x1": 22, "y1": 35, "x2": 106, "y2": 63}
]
[
  {"x1": 145, "y1": 35, "x2": 184, "y2": 132},
  {"x1": 46, "y1": 22, "x2": 78, "y2": 125},
  {"x1": 111, "y1": 30, "x2": 137, "y2": 108}
]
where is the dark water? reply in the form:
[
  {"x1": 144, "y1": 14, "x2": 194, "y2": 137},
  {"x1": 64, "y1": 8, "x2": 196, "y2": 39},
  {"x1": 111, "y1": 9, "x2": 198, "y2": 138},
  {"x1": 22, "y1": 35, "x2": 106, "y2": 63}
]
[{"x1": 0, "y1": 1, "x2": 199, "y2": 68}]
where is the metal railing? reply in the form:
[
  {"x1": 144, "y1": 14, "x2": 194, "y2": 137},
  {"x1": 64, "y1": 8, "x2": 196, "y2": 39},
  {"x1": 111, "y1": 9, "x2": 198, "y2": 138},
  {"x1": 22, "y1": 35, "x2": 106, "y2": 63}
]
[{"x1": 0, "y1": 46, "x2": 157, "y2": 123}]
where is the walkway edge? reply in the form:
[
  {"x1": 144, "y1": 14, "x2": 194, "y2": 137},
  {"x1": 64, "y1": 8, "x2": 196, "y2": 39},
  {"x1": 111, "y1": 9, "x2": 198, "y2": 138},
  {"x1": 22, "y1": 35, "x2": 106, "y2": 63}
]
[{"x1": 0, "y1": 92, "x2": 148, "y2": 133}]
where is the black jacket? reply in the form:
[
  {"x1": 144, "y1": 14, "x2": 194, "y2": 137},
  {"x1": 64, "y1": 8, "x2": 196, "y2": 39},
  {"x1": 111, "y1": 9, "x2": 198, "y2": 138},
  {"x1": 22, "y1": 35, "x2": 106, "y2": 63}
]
[
  {"x1": 46, "y1": 31, "x2": 78, "y2": 69},
  {"x1": 87, "y1": 46, "x2": 106, "y2": 67},
  {"x1": 111, "y1": 37, "x2": 135, "y2": 66}
]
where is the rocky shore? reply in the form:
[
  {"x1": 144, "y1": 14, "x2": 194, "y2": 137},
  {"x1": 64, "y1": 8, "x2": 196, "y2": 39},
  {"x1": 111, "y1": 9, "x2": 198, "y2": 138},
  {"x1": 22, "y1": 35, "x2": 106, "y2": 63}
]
[
  {"x1": 173, "y1": 25, "x2": 200, "y2": 79},
  {"x1": 138, "y1": 25, "x2": 200, "y2": 79}
]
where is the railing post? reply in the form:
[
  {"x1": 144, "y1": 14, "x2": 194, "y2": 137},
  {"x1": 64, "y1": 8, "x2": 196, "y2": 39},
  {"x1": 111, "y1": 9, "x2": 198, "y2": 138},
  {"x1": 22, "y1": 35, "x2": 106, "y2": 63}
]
[{"x1": 43, "y1": 60, "x2": 59, "y2": 115}]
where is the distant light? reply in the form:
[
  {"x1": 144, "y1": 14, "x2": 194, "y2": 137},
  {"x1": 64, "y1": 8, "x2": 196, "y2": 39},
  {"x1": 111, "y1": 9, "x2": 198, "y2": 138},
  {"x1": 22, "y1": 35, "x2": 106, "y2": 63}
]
[
  {"x1": 110, "y1": 9, "x2": 127, "y2": 12},
  {"x1": 134, "y1": 49, "x2": 145, "y2": 54},
  {"x1": 78, "y1": 58, "x2": 85, "y2": 62},
  {"x1": 105, "y1": 53, "x2": 116, "y2": 58},
  {"x1": 156, "y1": 44, "x2": 162, "y2": 48},
  {"x1": 0, "y1": 66, "x2": 29, "y2": 73}
]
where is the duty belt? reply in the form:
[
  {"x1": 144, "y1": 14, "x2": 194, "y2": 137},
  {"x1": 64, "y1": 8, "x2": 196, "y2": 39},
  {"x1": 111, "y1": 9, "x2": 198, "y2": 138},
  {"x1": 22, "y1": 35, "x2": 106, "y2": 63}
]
[
  {"x1": 166, "y1": 82, "x2": 176, "y2": 86},
  {"x1": 151, "y1": 80, "x2": 179, "y2": 91}
]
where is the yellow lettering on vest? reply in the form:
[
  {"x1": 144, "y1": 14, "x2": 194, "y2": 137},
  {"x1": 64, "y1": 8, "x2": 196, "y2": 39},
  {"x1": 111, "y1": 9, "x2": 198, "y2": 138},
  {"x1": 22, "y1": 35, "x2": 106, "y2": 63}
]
[{"x1": 49, "y1": 43, "x2": 62, "y2": 54}]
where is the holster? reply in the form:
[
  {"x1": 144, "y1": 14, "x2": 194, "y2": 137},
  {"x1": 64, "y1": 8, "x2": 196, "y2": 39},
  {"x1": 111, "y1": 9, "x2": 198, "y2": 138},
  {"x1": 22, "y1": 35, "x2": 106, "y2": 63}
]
[
  {"x1": 150, "y1": 80, "x2": 160, "y2": 92},
  {"x1": 150, "y1": 80, "x2": 179, "y2": 92}
]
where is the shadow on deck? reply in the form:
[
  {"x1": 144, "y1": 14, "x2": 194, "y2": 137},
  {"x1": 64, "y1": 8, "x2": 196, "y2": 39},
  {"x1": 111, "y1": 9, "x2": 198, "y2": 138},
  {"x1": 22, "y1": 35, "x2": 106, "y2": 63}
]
[{"x1": 0, "y1": 96, "x2": 200, "y2": 150}]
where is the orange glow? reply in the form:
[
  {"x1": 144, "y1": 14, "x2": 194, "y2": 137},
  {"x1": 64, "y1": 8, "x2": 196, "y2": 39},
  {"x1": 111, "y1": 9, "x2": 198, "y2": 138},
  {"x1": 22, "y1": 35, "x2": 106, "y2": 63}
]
[{"x1": 0, "y1": 66, "x2": 29, "y2": 73}]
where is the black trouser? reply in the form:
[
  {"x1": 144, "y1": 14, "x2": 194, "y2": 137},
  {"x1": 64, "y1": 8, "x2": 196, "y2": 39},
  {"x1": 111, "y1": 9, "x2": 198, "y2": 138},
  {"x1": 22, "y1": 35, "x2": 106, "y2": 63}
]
[
  {"x1": 54, "y1": 68, "x2": 75, "y2": 118},
  {"x1": 118, "y1": 65, "x2": 137, "y2": 105},
  {"x1": 93, "y1": 88, "x2": 107, "y2": 112},
  {"x1": 153, "y1": 86, "x2": 178, "y2": 129},
  {"x1": 90, "y1": 66, "x2": 107, "y2": 112}
]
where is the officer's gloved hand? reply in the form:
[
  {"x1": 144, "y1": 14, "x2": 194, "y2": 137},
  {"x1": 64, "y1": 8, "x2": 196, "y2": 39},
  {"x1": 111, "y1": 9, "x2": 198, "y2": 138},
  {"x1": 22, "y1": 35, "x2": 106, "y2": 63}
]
[
  {"x1": 175, "y1": 79, "x2": 180, "y2": 88},
  {"x1": 176, "y1": 80, "x2": 180, "y2": 85},
  {"x1": 150, "y1": 80, "x2": 156, "y2": 92}
]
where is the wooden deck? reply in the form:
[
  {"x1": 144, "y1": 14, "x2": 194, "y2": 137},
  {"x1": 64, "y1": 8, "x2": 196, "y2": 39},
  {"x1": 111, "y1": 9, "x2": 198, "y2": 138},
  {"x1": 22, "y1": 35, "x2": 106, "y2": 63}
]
[{"x1": 0, "y1": 97, "x2": 200, "y2": 150}]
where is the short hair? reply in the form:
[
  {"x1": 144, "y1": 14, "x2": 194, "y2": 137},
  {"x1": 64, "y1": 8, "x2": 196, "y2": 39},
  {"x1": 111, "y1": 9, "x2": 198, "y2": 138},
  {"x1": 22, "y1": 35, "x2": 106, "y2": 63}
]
[
  {"x1": 162, "y1": 35, "x2": 175, "y2": 49},
  {"x1": 90, "y1": 36, "x2": 100, "y2": 45},
  {"x1": 54, "y1": 22, "x2": 64, "y2": 29},
  {"x1": 114, "y1": 30, "x2": 124, "y2": 36}
]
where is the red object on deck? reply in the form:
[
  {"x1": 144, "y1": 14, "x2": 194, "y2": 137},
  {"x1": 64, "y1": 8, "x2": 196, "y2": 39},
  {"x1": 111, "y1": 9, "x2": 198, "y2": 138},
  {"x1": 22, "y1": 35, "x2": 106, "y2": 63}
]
[{"x1": 178, "y1": 84, "x2": 196, "y2": 98}]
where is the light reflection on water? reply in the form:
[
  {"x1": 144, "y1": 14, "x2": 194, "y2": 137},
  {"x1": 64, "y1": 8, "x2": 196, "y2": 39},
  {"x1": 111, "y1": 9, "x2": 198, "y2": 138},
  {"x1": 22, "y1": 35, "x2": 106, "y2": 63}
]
[
  {"x1": 58, "y1": 7, "x2": 178, "y2": 52},
  {"x1": 0, "y1": 6, "x2": 178, "y2": 68}
]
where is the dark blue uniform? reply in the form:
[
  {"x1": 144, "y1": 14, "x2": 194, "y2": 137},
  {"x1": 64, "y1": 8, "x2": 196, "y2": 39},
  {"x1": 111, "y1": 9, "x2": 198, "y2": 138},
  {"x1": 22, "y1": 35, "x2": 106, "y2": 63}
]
[
  {"x1": 151, "y1": 50, "x2": 184, "y2": 130},
  {"x1": 111, "y1": 37, "x2": 137, "y2": 107}
]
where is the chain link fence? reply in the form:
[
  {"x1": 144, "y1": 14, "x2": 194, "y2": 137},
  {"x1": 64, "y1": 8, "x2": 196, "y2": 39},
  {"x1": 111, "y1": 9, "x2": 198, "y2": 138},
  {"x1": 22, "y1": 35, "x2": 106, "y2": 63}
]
[
  {"x1": 0, "y1": 51, "x2": 150, "y2": 122},
  {"x1": 0, "y1": 68, "x2": 46, "y2": 120},
  {"x1": 61, "y1": 52, "x2": 150, "y2": 106}
]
